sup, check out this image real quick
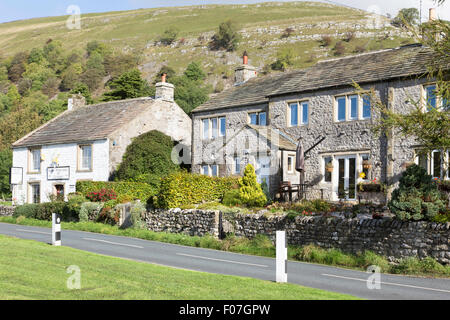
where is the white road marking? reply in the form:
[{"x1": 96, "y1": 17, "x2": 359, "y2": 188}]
[
  {"x1": 16, "y1": 228, "x2": 51, "y2": 235},
  {"x1": 322, "y1": 273, "x2": 450, "y2": 294},
  {"x1": 176, "y1": 253, "x2": 269, "y2": 268},
  {"x1": 82, "y1": 237, "x2": 144, "y2": 249}
]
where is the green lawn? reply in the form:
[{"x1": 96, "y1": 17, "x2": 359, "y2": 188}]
[{"x1": 0, "y1": 235, "x2": 358, "y2": 300}]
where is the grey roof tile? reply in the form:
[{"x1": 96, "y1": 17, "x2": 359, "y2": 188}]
[{"x1": 13, "y1": 97, "x2": 155, "y2": 148}]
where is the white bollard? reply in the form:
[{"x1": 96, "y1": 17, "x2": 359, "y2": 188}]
[
  {"x1": 52, "y1": 213, "x2": 62, "y2": 246},
  {"x1": 276, "y1": 231, "x2": 287, "y2": 283}
]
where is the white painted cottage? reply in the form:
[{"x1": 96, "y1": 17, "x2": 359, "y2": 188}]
[{"x1": 10, "y1": 78, "x2": 191, "y2": 205}]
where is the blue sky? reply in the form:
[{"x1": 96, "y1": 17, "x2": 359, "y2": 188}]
[{"x1": 0, "y1": 0, "x2": 448, "y2": 23}]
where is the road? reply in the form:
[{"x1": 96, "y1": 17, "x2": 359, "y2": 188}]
[{"x1": 0, "y1": 222, "x2": 449, "y2": 300}]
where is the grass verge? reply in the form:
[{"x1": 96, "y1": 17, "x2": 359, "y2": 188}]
[
  {"x1": 1, "y1": 216, "x2": 449, "y2": 278},
  {"x1": 0, "y1": 234, "x2": 358, "y2": 300}
]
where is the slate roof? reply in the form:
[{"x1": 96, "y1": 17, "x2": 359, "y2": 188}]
[
  {"x1": 192, "y1": 44, "x2": 445, "y2": 113},
  {"x1": 12, "y1": 97, "x2": 156, "y2": 148},
  {"x1": 191, "y1": 72, "x2": 288, "y2": 113}
]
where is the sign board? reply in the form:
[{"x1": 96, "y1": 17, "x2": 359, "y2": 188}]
[
  {"x1": 47, "y1": 166, "x2": 70, "y2": 180},
  {"x1": 10, "y1": 167, "x2": 23, "y2": 185}
]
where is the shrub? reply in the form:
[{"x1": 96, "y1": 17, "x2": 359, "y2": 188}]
[
  {"x1": 271, "y1": 48, "x2": 295, "y2": 71},
  {"x1": 159, "y1": 27, "x2": 179, "y2": 46},
  {"x1": 66, "y1": 193, "x2": 87, "y2": 217},
  {"x1": 389, "y1": 164, "x2": 446, "y2": 221},
  {"x1": 155, "y1": 171, "x2": 238, "y2": 209},
  {"x1": 320, "y1": 35, "x2": 333, "y2": 47},
  {"x1": 86, "y1": 188, "x2": 117, "y2": 202},
  {"x1": 13, "y1": 204, "x2": 39, "y2": 219},
  {"x1": 209, "y1": 20, "x2": 241, "y2": 51},
  {"x1": 130, "y1": 201, "x2": 146, "y2": 229},
  {"x1": 222, "y1": 189, "x2": 243, "y2": 206},
  {"x1": 334, "y1": 41, "x2": 346, "y2": 56},
  {"x1": 115, "y1": 130, "x2": 180, "y2": 190},
  {"x1": 79, "y1": 202, "x2": 104, "y2": 222},
  {"x1": 76, "y1": 181, "x2": 156, "y2": 204},
  {"x1": 238, "y1": 164, "x2": 267, "y2": 207}
]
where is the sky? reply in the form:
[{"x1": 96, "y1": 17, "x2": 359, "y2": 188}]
[{"x1": 0, "y1": 0, "x2": 448, "y2": 24}]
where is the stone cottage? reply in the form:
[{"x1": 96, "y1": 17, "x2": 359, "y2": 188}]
[
  {"x1": 191, "y1": 45, "x2": 449, "y2": 202},
  {"x1": 10, "y1": 78, "x2": 191, "y2": 205}
]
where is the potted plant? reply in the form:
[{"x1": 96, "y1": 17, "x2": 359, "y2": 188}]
[{"x1": 362, "y1": 159, "x2": 372, "y2": 169}]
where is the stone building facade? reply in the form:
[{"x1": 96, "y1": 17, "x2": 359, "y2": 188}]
[
  {"x1": 191, "y1": 46, "x2": 449, "y2": 202},
  {"x1": 10, "y1": 80, "x2": 191, "y2": 205}
]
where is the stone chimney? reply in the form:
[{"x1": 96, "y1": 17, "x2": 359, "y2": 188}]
[
  {"x1": 429, "y1": 8, "x2": 437, "y2": 21},
  {"x1": 155, "y1": 73, "x2": 174, "y2": 101},
  {"x1": 235, "y1": 51, "x2": 257, "y2": 86},
  {"x1": 67, "y1": 94, "x2": 86, "y2": 111}
]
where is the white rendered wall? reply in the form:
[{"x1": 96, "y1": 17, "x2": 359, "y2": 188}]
[{"x1": 11, "y1": 139, "x2": 109, "y2": 205}]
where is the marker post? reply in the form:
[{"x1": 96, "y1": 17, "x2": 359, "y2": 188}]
[
  {"x1": 276, "y1": 231, "x2": 287, "y2": 283},
  {"x1": 52, "y1": 213, "x2": 62, "y2": 246}
]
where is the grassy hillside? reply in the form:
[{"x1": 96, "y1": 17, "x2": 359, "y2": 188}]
[{"x1": 0, "y1": 1, "x2": 412, "y2": 85}]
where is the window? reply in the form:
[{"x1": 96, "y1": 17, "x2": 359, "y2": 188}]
[
  {"x1": 234, "y1": 156, "x2": 241, "y2": 174},
  {"x1": 425, "y1": 84, "x2": 437, "y2": 111},
  {"x1": 211, "y1": 164, "x2": 218, "y2": 177},
  {"x1": 362, "y1": 96, "x2": 371, "y2": 119},
  {"x1": 415, "y1": 149, "x2": 449, "y2": 179},
  {"x1": 203, "y1": 119, "x2": 209, "y2": 140},
  {"x1": 337, "y1": 97, "x2": 346, "y2": 122},
  {"x1": 424, "y1": 84, "x2": 448, "y2": 111},
  {"x1": 287, "y1": 156, "x2": 294, "y2": 173},
  {"x1": 249, "y1": 112, "x2": 267, "y2": 126},
  {"x1": 289, "y1": 102, "x2": 308, "y2": 126},
  {"x1": 219, "y1": 117, "x2": 226, "y2": 137},
  {"x1": 202, "y1": 164, "x2": 219, "y2": 177},
  {"x1": 335, "y1": 95, "x2": 371, "y2": 122},
  {"x1": 78, "y1": 145, "x2": 92, "y2": 171},
  {"x1": 202, "y1": 117, "x2": 226, "y2": 140},
  {"x1": 323, "y1": 157, "x2": 332, "y2": 182},
  {"x1": 211, "y1": 118, "x2": 218, "y2": 139},
  {"x1": 30, "y1": 183, "x2": 40, "y2": 204},
  {"x1": 349, "y1": 95, "x2": 358, "y2": 120},
  {"x1": 432, "y1": 150, "x2": 442, "y2": 178},
  {"x1": 29, "y1": 148, "x2": 41, "y2": 172}
]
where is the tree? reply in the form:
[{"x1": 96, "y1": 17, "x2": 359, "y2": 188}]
[
  {"x1": 102, "y1": 69, "x2": 152, "y2": 101},
  {"x1": 392, "y1": 8, "x2": 420, "y2": 27},
  {"x1": 159, "y1": 27, "x2": 179, "y2": 46},
  {"x1": 115, "y1": 130, "x2": 180, "y2": 189},
  {"x1": 172, "y1": 75, "x2": 210, "y2": 115},
  {"x1": 0, "y1": 149, "x2": 12, "y2": 198},
  {"x1": 238, "y1": 164, "x2": 267, "y2": 207},
  {"x1": 210, "y1": 20, "x2": 241, "y2": 51},
  {"x1": 271, "y1": 47, "x2": 295, "y2": 71},
  {"x1": 184, "y1": 62, "x2": 206, "y2": 81}
]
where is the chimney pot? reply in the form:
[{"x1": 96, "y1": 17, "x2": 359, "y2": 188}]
[
  {"x1": 429, "y1": 8, "x2": 437, "y2": 21},
  {"x1": 162, "y1": 73, "x2": 167, "y2": 83},
  {"x1": 243, "y1": 51, "x2": 248, "y2": 65}
]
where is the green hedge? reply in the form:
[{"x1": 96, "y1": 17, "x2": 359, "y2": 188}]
[
  {"x1": 76, "y1": 181, "x2": 156, "y2": 203},
  {"x1": 13, "y1": 202, "x2": 78, "y2": 221},
  {"x1": 155, "y1": 171, "x2": 239, "y2": 209}
]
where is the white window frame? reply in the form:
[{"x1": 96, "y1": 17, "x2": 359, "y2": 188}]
[
  {"x1": 248, "y1": 111, "x2": 267, "y2": 126},
  {"x1": 415, "y1": 149, "x2": 449, "y2": 180},
  {"x1": 234, "y1": 156, "x2": 241, "y2": 174},
  {"x1": 201, "y1": 164, "x2": 219, "y2": 177},
  {"x1": 322, "y1": 156, "x2": 333, "y2": 183},
  {"x1": 28, "y1": 148, "x2": 41, "y2": 173},
  {"x1": 287, "y1": 155, "x2": 294, "y2": 173},
  {"x1": 202, "y1": 117, "x2": 226, "y2": 140},
  {"x1": 78, "y1": 144, "x2": 93, "y2": 172},
  {"x1": 423, "y1": 83, "x2": 448, "y2": 112},
  {"x1": 287, "y1": 101, "x2": 309, "y2": 127},
  {"x1": 334, "y1": 94, "x2": 371, "y2": 122}
]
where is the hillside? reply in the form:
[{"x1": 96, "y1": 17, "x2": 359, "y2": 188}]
[{"x1": 0, "y1": 1, "x2": 412, "y2": 89}]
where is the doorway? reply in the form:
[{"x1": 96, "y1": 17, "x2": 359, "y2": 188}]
[
  {"x1": 54, "y1": 184, "x2": 65, "y2": 201},
  {"x1": 334, "y1": 155, "x2": 357, "y2": 201}
]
